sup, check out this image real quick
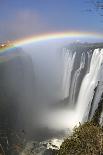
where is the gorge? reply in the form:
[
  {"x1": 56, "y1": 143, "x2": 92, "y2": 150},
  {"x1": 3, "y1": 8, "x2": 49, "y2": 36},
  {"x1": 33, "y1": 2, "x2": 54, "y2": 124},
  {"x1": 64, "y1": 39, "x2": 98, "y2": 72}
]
[{"x1": 0, "y1": 41, "x2": 103, "y2": 154}]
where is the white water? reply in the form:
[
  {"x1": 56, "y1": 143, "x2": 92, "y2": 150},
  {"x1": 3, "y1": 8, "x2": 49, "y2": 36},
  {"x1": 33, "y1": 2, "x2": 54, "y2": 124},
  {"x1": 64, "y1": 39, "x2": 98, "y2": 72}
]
[
  {"x1": 86, "y1": 50, "x2": 92, "y2": 73},
  {"x1": 44, "y1": 48, "x2": 103, "y2": 130},
  {"x1": 69, "y1": 52, "x2": 85, "y2": 105},
  {"x1": 76, "y1": 49, "x2": 103, "y2": 123},
  {"x1": 62, "y1": 50, "x2": 76, "y2": 98}
]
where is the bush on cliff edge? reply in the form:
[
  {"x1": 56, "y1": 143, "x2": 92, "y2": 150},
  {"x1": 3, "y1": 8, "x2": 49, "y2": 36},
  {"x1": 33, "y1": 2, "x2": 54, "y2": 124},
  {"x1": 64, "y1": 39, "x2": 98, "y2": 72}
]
[{"x1": 58, "y1": 122, "x2": 103, "y2": 155}]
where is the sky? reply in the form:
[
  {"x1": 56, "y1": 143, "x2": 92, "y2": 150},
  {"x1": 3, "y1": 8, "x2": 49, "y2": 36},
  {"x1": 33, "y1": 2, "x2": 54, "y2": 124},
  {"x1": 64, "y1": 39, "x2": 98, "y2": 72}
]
[{"x1": 0, "y1": 0, "x2": 103, "y2": 41}]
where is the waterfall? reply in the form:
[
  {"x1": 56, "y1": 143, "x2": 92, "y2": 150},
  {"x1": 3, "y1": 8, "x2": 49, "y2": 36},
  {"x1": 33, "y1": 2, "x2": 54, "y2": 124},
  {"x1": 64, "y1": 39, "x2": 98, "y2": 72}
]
[
  {"x1": 62, "y1": 50, "x2": 76, "y2": 98},
  {"x1": 40, "y1": 47, "x2": 103, "y2": 130},
  {"x1": 76, "y1": 49, "x2": 103, "y2": 123},
  {"x1": 69, "y1": 52, "x2": 85, "y2": 105},
  {"x1": 86, "y1": 50, "x2": 92, "y2": 73}
]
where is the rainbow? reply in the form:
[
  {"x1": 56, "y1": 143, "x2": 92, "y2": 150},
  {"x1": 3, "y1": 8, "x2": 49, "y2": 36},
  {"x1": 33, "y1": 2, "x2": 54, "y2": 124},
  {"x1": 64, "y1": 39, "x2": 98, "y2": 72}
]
[{"x1": 0, "y1": 31, "x2": 103, "y2": 62}]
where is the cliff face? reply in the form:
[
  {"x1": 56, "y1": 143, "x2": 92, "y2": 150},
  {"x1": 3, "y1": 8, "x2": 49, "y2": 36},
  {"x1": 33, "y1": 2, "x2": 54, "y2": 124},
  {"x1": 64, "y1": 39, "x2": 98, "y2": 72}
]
[
  {"x1": 0, "y1": 47, "x2": 36, "y2": 133},
  {"x1": 91, "y1": 98, "x2": 103, "y2": 126},
  {"x1": 0, "y1": 49, "x2": 35, "y2": 127}
]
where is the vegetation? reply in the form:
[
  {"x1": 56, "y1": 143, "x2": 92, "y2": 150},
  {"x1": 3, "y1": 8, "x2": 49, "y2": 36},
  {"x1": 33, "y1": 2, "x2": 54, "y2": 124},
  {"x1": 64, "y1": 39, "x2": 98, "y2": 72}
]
[{"x1": 58, "y1": 122, "x2": 103, "y2": 155}]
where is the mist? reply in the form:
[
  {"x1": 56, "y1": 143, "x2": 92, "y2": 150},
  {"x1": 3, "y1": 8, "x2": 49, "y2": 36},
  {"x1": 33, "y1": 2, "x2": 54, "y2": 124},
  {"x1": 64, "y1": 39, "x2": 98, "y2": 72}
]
[
  {"x1": 1, "y1": 40, "x2": 71, "y2": 141},
  {"x1": 21, "y1": 40, "x2": 65, "y2": 126}
]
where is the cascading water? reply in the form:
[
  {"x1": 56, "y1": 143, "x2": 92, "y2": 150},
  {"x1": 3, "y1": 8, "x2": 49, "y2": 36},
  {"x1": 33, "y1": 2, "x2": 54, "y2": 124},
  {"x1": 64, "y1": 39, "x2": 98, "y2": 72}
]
[
  {"x1": 69, "y1": 52, "x2": 85, "y2": 105},
  {"x1": 76, "y1": 49, "x2": 103, "y2": 123},
  {"x1": 62, "y1": 50, "x2": 76, "y2": 98},
  {"x1": 45, "y1": 47, "x2": 103, "y2": 130},
  {"x1": 87, "y1": 50, "x2": 92, "y2": 73}
]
